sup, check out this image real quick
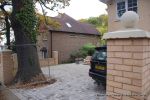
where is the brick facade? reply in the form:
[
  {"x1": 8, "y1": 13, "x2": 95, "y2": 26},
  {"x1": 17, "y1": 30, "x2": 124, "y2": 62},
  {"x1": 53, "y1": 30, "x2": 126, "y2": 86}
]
[{"x1": 37, "y1": 32, "x2": 99, "y2": 63}]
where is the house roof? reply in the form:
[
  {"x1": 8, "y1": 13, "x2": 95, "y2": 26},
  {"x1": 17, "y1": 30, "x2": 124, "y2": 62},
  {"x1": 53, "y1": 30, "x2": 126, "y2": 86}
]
[
  {"x1": 48, "y1": 13, "x2": 100, "y2": 36},
  {"x1": 99, "y1": 0, "x2": 111, "y2": 4}
]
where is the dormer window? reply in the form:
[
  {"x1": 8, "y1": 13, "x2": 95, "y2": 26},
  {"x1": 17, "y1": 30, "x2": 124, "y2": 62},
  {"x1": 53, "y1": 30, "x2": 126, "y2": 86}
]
[
  {"x1": 116, "y1": 0, "x2": 137, "y2": 18},
  {"x1": 66, "y1": 22, "x2": 72, "y2": 28}
]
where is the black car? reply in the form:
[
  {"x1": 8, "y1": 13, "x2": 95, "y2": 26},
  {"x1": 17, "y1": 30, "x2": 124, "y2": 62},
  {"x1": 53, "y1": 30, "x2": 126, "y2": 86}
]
[{"x1": 89, "y1": 46, "x2": 107, "y2": 88}]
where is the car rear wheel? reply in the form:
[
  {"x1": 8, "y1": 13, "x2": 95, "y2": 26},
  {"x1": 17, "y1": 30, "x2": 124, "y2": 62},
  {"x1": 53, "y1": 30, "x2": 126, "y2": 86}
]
[{"x1": 94, "y1": 79, "x2": 106, "y2": 89}]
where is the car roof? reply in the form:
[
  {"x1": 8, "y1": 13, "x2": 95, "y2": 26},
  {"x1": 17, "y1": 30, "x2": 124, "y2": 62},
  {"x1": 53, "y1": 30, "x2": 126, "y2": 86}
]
[{"x1": 95, "y1": 46, "x2": 107, "y2": 51}]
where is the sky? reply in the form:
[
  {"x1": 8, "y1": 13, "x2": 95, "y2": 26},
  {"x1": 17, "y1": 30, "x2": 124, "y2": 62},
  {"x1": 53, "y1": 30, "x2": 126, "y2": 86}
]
[{"x1": 38, "y1": 0, "x2": 107, "y2": 20}]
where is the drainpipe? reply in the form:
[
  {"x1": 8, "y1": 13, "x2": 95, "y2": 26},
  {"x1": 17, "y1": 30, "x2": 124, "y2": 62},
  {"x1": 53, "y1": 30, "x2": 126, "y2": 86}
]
[{"x1": 50, "y1": 31, "x2": 52, "y2": 58}]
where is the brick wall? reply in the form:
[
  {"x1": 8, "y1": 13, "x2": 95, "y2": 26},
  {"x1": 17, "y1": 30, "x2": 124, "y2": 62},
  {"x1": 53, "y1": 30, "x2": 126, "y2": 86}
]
[
  {"x1": 51, "y1": 32, "x2": 99, "y2": 63},
  {"x1": 107, "y1": 39, "x2": 150, "y2": 100},
  {"x1": 40, "y1": 58, "x2": 55, "y2": 67},
  {"x1": 39, "y1": 51, "x2": 58, "y2": 67},
  {"x1": 0, "y1": 50, "x2": 58, "y2": 84},
  {"x1": 37, "y1": 31, "x2": 99, "y2": 63}
]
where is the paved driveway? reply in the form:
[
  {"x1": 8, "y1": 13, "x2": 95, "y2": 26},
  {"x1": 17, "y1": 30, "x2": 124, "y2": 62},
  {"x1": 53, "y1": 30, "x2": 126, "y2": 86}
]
[{"x1": 11, "y1": 63, "x2": 106, "y2": 100}]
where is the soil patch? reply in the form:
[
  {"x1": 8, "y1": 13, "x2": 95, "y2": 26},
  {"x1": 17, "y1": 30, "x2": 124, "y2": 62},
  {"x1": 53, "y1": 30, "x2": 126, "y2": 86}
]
[{"x1": 8, "y1": 78, "x2": 56, "y2": 89}]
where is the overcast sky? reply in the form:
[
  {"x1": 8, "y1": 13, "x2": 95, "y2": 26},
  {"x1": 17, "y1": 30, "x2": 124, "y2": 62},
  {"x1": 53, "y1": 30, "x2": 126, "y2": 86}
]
[{"x1": 37, "y1": 0, "x2": 107, "y2": 20}]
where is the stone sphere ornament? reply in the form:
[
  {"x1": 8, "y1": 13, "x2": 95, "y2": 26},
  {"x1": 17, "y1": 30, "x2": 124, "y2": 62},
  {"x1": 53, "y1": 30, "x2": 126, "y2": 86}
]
[{"x1": 121, "y1": 11, "x2": 139, "y2": 28}]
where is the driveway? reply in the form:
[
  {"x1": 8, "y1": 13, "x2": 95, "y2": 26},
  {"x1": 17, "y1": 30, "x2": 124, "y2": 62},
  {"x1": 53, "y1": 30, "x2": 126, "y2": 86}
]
[{"x1": 11, "y1": 63, "x2": 106, "y2": 100}]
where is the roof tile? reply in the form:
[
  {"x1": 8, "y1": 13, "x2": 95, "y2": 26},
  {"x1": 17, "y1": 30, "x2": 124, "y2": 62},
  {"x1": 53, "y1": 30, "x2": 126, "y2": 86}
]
[{"x1": 49, "y1": 13, "x2": 100, "y2": 35}]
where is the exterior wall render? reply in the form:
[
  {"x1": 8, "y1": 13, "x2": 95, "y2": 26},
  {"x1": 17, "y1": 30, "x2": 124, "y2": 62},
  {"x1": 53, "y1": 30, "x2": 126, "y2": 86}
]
[{"x1": 107, "y1": 0, "x2": 150, "y2": 32}]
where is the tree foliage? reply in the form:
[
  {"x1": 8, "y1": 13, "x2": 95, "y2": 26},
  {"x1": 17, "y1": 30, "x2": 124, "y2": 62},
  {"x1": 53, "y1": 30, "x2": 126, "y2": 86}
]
[
  {"x1": 0, "y1": 1, "x2": 11, "y2": 47},
  {"x1": 37, "y1": 13, "x2": 61, "y2": 30},
  {"x1": 36, "y1": 0, "x2": 70, "y2": 11},
  {"x1": 0, "y1": 12, "x2": 5, "y2": 39},
  {"x1": 79, "y1": 14, "x2": 108, "y2": 34},
  {"x1": 14, "y1": 0, "x2": 37, "y2": 42},
  {"x1": 79, "y1": 14, "x2": 108, "y2": 45}
]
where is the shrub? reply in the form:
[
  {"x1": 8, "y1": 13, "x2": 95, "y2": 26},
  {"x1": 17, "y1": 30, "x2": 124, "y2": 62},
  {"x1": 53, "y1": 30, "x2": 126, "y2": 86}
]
[
  {"x1": 70, "y1": 51, "x2": 82, "y2": 62},
  {"x1": 70, "y1": 43, "x2": 96, "y2": 62},
  {"x1": 79, "y1": 43, "x2": 95, "y2": 56}
]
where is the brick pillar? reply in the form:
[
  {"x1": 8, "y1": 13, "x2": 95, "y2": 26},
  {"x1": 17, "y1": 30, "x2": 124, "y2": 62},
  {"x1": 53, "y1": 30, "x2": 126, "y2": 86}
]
[
  {"x1": 0, "y1": 50, "x2": 14, "y2": 85},
  {"x1": 52, "y1": 51, "x2": 58, "y2": 64},
  {"x1": 106, "y1": 39, "x2": 150, "y2": 100},
  {"x1": 103, "y1": 11, "x2": 150, "y2": 100},
  {"x1": 0, "y1": 84, "x2": 19, "y2": 100},
  {"x1": 0, "y1": 85, "x2": 6, "y2": 100}
]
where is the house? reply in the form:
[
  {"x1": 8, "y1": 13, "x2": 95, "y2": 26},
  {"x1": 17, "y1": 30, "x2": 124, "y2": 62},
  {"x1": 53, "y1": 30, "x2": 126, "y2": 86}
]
[
  {"x1": 37, "y1": 13, "x2": 100, "y2": 63},
  {"x1": 100, "y1": 0, "x2": 150, "y2": 32}
]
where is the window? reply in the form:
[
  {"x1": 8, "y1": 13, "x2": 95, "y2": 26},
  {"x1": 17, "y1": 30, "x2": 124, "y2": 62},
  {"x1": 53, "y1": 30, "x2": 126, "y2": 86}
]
[
  {"x1": 92, "y1": 50, "x2": 107, "y2": 61},
  {"x1": 117, "y1": 1, "x2": 126, "y2": 18},
  {"x1": 128, "y1": 0, "x2": 137, "y2": 12},
  {"x1": 66, "y1": 22, "x2": 72, "y2": 28},
  {"x1": 116, "y1": 0, "x2": 137, "y2": 18}
]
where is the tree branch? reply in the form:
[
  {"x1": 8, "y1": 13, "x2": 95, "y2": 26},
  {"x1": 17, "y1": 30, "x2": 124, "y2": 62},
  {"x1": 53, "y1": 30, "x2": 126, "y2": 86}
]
[
  {"x1": 0, "y1": 6, "x2": 9, "y2": 16},
  {"x1": 39, "y1": 0, "x2": 53, "y2": 10},
  {"x1": 0, "y1": 28, "x2": 6, "y2": 32},
  {"x1": 39, "y1": 2, "x2": 48, "y2": 25},
  {"x1": 0, "y1": 1, "x2": 12, "y2": 7}
]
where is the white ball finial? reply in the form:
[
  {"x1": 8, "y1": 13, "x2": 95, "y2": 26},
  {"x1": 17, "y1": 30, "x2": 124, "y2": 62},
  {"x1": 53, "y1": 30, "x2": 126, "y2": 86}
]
[{"x1": 121, "y1": 11, "x2": 139, "y2": 28}]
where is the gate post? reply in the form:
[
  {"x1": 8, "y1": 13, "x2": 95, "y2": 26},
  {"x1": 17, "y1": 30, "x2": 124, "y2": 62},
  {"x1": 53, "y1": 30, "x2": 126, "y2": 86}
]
[
  {"x1": 103, "y1": 11, "x2": 150, "y2": 100},
  {"x1": 52, "y1": 51, "x2": 58, "y2": 64},
  {"x1": 0, "y1": 49, "x2": 14, "y2": 85}
]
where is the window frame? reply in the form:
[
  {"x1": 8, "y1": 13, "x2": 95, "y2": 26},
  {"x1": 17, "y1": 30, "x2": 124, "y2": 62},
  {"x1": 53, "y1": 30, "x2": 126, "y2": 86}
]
[
  {"x1": 116, "y1": 0, "x2": 138, "y2": 19},
  {"x1": 127, "y1": 0, "x2": 138, "y2": 13}
]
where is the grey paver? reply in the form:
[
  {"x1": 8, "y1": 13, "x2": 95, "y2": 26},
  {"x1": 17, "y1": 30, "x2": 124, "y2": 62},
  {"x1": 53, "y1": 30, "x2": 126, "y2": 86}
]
[{"x1": 11, "y1": 63, "x2": 106, "y2": 100}]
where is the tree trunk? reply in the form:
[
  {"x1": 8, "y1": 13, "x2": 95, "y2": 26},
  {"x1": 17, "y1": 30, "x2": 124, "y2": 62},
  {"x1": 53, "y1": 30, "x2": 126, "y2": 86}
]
[
  {"x1": 11, "y1": 0, "x2": 45, "y2": 83},
  {"x1": 5, "y1": 16, "x2": 10, "y2": 49}
]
